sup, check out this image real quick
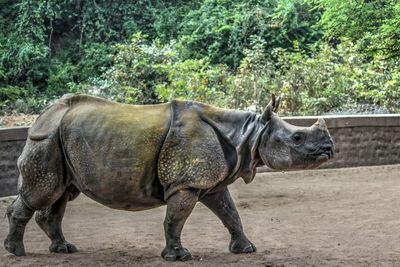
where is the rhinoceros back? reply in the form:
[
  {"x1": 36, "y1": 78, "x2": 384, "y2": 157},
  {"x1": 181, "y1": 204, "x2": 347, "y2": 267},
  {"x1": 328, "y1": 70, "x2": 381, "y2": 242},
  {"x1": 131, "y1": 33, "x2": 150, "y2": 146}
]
[{"x1": 27, "y1": 94, "x2": 111, "y2": 141}]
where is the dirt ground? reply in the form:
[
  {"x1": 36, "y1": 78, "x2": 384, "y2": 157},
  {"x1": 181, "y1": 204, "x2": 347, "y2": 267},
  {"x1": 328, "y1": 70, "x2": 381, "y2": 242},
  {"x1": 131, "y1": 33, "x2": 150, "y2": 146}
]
[
  {"x1": 1, "y1": 165, "x2": 400, "y2": 267},
  {"x1": 0, "y1": 115, "x2": 38, "y2": 128}
]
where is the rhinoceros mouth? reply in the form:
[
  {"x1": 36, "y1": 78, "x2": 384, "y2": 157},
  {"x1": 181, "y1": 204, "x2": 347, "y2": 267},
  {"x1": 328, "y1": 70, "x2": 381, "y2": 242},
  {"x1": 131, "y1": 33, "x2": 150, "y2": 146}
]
[
  {"x1": 311, "y1": 144, "x2": 334, "y2": 161},
  {"x1": 301, "y1": 152, "x2": 331, "y2": 169},
  {"x1": 313, "y1": 150, "x2": 333, "y2": 163},
  {"x1": 316, "y1": 152, "x2": 330, "y2": 161}
]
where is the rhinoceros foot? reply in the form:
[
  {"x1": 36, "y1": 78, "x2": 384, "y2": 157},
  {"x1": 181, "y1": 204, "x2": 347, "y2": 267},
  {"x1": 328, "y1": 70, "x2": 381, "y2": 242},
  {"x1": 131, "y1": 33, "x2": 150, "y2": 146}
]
[
  {"x1": 49, "y1": 241, "x2": 78, "y2": 254},
  {"x1": 4, "y1": 237, "x2": 26, "y2": 256},
  {"x1": 161, "y1": 246, "x2": 192, "y2": 261},
  {"x1": 229, "y1": 236, "x2": 257, "y2": 254}
]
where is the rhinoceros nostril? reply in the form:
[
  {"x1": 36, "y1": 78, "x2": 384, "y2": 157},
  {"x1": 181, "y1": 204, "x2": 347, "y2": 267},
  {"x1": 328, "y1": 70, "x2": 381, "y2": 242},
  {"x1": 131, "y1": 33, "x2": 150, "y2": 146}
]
[
  {"x1": 322, "y1": 144, "x2": 334, "y2": 158},
  {"x1": 323, "y1": 145, "x2": 332, "y2": 151}
]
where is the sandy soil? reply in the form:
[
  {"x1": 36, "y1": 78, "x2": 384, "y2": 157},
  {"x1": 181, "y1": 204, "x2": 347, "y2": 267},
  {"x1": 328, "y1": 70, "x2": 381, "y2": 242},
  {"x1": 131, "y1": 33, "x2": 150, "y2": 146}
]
[{"x1": 1, "y1": 165, "x2": 400, "y2": 267}]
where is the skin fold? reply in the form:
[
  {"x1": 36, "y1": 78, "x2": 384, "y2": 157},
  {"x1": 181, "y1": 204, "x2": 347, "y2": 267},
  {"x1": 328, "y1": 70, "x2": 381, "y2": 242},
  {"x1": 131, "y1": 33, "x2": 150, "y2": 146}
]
[{"x1": 4, "y1": 94, "x2": 334, "y2": 261}]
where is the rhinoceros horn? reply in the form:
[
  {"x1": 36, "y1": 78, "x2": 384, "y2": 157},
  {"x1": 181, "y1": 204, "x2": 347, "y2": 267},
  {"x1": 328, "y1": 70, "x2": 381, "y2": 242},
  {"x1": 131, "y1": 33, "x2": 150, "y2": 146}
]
[
  {"x1": 314, "y1": 117, "x2": 327, "y2": 130},
  {"x1": 261, "y1": 94, "x2": 281, "y2": 123}
]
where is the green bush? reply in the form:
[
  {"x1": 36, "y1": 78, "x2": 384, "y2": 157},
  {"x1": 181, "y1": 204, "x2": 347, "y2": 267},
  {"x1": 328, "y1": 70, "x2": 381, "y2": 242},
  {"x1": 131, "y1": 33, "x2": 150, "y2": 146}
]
[
  {"x1": 0, "y1": 0, "x2": 398, "y2": 115},
  {"x1": 179, "y1": 0, "x2": 322, "y2": 67},
  {"x1": 268, "y1": 40, "x2": 400, "y2": 114},
  {"x1": 156, "y1": 58, "x2": 232, "y2": 107},
  {"x1": 227, "y1": 36, "x2": 282, "y2": 112},
  {"x1": 91, "y1": 33, "x2": 177, "y2": 104},
  {"x1": 0, "y1": 86, "x2": 51, "y2": 114},
  {"x1": 86, "y1": 35, "x2": 400, "y2": 115}
]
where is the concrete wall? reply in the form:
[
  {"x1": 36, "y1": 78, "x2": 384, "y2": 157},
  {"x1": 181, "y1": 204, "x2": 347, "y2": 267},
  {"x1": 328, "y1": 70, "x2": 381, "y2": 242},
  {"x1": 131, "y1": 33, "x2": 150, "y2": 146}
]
[{"x1": 1, "y1": 114, "x2": 399, "y2": 197}]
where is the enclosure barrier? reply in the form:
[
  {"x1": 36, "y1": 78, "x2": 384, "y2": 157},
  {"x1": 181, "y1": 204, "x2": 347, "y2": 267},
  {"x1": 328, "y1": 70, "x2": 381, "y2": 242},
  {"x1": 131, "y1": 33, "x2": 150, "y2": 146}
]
[{"x1": 1, "y1": 114, "x2": 400, "y2": 197}]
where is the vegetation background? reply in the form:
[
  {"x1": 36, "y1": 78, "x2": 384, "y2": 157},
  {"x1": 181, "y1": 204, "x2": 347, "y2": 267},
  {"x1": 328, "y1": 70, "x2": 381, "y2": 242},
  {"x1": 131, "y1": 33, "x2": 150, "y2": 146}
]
[{"x1": 0, "y1": 0, "x2": 399, "y2": 116}]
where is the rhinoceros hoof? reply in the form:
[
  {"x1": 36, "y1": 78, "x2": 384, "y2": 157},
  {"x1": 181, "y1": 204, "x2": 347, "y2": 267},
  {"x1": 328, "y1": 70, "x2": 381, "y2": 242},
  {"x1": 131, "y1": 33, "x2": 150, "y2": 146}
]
[
  {"x1": 161, "y1": 246, "x2": 193, "y2": 261},
  {"x1": 4, "y1": 238, "x2": 26, "y2": 256},
  {"x1": 229, "y1": 237, "x2": 257, "y2": 254},
  {"x1": 49, "y1": 241, "x2": 78, "y2": 253}
]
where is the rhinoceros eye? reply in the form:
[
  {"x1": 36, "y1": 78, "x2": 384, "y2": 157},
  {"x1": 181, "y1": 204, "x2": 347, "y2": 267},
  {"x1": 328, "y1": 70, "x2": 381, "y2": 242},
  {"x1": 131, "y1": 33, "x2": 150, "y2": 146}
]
[{"x1": 292, "y1": 133, "x2": 303, "y2": 143}]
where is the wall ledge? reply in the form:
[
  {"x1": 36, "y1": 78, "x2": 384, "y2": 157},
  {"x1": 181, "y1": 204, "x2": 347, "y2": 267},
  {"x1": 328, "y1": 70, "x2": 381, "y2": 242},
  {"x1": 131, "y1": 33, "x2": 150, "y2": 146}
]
[
  {"x1": 283, "y1": 114, "x2": 400, "y2": 128},
  {"x1": 0, "y1": 126, "x2": 29, "y2": 141}
]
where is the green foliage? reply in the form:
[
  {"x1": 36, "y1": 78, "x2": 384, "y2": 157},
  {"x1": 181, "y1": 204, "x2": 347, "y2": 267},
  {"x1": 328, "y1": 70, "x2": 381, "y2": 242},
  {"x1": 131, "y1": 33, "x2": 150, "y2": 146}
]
[
  {"x1": 0, "y1": 86, "x2": 27, "y2": 109},
  {"x1": 179, "y1": 0, "x2": 322, "y2": 67},
  {"x1": 98, "y1": 34, "x2": 233, "y2": 107},
  {"x1": 0, "y1": 0, "x2": 398, "y2": 115},
  {"x1": 156, "y1": 58, "x2": 232, "y2": 106},
  {"x1": 313, "y1": 0, "x2": 400, "y2": 59},
  {"x1": 270, "y1": 40, "x2": 400, "y2": 114},
  {"x1": 0, "y1": 0, "x2": 193, "y2": 111},
  {"x1": 93, "y1": 34, "x2": 177, "y2": 104},
  {"x1": 228, "y1": 36, "x2": 281, "y2": 111},
  {"x1": 0, "y1": 85, "x2": 46, "y2": 114}
]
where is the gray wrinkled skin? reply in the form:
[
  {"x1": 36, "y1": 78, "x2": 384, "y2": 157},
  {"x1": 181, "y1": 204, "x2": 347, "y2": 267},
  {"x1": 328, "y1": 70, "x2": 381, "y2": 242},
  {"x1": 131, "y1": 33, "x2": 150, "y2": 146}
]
[{"x1": 4, "y1": 94, "x2": 334, "y2": 261}]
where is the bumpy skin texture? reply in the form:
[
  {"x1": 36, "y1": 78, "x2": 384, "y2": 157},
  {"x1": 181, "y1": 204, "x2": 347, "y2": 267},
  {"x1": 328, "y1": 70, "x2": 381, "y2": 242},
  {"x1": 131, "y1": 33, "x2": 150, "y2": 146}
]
[
  {"x1": 162, "y1": 189, "x2": 199, "y2": 261},
  {"x1": 4, "y1": 94, "x2": 334, "y2": 261}
]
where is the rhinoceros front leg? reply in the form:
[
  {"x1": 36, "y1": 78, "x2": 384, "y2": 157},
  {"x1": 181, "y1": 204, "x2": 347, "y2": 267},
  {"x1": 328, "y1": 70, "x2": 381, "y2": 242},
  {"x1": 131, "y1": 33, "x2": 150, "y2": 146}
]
[
  {"x1": 162, "y1": 189, "x2": 198, "y2": 261},
  {"x1": 201, "y1": 187, "x2": 257, "y2": 253},
  {"x1": 35, "y1": 190, "x2": 78, "y2": 254}
]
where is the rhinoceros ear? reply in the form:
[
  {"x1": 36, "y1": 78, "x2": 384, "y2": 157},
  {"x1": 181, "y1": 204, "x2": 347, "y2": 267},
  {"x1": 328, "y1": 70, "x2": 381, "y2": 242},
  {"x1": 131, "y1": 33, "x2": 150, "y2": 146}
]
[
  {"x1": 261, "y1": 94, "x2": 281, "y2": 123},
  {"x1": 273, "y1": 94, "x2": 281, "y2": 113},
  {"x1": 314, "y1": 117, "x2": 328, "y2": 130}
]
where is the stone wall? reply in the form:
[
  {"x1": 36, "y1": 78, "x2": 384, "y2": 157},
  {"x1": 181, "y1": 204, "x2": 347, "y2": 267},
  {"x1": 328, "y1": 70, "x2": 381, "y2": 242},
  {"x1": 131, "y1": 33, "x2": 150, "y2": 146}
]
[
  {"x1": 0, "y1": 127, "x2": 28, "y2": 196},
  {"x1": 1, "y1": 114, "x2": 399, "y2": 197}
]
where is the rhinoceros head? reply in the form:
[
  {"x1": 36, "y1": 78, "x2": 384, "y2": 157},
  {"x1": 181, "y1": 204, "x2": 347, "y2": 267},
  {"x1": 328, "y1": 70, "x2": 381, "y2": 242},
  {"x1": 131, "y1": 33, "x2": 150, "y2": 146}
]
[{"x1": 258, "y1": 95, "x2": 334, "y2": 170}]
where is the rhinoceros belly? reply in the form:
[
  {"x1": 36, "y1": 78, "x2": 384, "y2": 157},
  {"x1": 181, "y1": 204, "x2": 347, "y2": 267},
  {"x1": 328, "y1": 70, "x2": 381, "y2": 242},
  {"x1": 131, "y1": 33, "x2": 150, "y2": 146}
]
[{"x1": 60, "y1": 101, "x2": 171, "y2": 211}]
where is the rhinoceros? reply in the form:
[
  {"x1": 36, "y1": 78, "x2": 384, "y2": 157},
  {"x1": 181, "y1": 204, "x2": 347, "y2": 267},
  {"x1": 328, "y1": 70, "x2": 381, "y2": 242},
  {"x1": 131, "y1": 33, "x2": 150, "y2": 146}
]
[{"x1": 4, "y1": 94, "x2": 334, "y2": 261}]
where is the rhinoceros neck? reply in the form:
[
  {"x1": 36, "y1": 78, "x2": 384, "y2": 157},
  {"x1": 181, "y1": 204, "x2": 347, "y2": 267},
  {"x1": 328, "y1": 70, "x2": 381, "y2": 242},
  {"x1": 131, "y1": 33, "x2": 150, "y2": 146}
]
[
  {"x1": 198, "y1": 105, "x2": 265, "y2": 184},
  {"x1": 223, "y1": 112, "x2": 265, "y2": 184}
]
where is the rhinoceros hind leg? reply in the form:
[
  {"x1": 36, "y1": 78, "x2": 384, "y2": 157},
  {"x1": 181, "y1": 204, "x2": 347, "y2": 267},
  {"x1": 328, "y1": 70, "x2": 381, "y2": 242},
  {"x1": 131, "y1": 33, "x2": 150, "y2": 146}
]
[
  {"x1": 4, "y1": 196, "x2": 35, "y2": 256},
  {"x1": 162, "y1": 189, "x2": 198, "y2": 261},
  {"x1": 201, "y1": 187, "x2": 257, "y2": 254},
  {"x1": 35, "y1": 189, "x2": 78, "y2": 254}
]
